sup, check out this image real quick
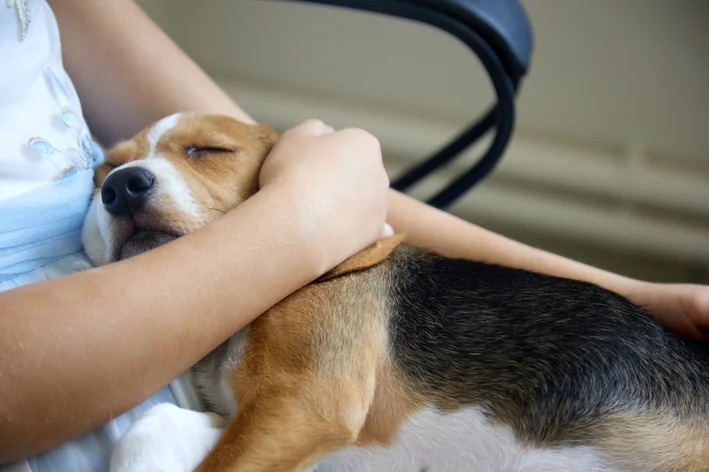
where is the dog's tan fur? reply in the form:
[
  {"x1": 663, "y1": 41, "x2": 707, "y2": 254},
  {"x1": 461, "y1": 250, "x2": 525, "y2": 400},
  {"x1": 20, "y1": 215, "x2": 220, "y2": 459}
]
[
  {"x1": 196, "y1": 263, "x2": 393, "y2": 472},
  {"x1": 316, "y1": 233, "x2": 406, "y2": 283},
  {"x1": 589, "y1": 413, "x2": 709, "y2": 472}
]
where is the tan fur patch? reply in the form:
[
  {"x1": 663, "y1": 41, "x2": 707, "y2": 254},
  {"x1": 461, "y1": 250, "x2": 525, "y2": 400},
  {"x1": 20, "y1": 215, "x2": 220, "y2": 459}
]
[
  {"x1": 591, "y1": 412, "x2": 709, "y2": 472},
  {"x1": 194, "y1": 261, "x2": 418, "y2": 472},
  {"x1": 94, "y1": 140, "x2": 138, "y2": 187},
  {"x1": 316, "y1": 234, "x2": 406, "y2": 283},
  {"x1": 356, "y1": 362, "x2": 426, "y2": 447}
]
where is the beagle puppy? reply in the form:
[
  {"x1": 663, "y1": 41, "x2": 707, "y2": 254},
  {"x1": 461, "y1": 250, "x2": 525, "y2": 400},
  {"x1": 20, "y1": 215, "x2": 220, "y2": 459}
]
[{"x1": 84, "y1": 113, "x2": 709, "y2": 472}]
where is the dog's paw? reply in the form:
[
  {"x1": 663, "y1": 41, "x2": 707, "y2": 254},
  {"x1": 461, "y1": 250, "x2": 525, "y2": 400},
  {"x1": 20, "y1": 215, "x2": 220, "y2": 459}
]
[{"x1": 110, "y1": 403, "x2": 226, "y2": 472}]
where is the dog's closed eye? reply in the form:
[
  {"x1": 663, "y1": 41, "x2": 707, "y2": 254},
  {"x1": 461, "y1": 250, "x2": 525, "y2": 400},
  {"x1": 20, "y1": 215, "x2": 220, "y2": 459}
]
[{"x1": 185, "y1": 146, "x2": 237, "y2": 159}]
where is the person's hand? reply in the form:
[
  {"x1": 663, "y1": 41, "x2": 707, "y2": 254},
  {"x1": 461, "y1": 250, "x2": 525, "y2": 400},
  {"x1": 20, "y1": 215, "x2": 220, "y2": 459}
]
[
  {"x1": 259, "y1": 119, "x2": 393, "y2": 270},
  {"x1": 625, "y1": 281, "x2": 709, "y2": 339}
]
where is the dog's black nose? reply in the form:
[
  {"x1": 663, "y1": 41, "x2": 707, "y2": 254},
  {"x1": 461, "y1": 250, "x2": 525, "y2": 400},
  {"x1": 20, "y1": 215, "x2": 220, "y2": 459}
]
[{"x1": 101, "y1": 167, "x2": 156, "y2": 216}]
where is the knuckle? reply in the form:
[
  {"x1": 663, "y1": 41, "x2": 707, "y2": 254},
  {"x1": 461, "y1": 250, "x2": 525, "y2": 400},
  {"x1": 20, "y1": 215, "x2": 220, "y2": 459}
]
[
  {"x1": 344, "y1": 127, "x2": 377, "y2": 142},
  {"x1": 364, "y1": 133, "x2": 382, "y2": 152},
  {"x1": 344, "y1": 128, "x2": 382, "y2": 157},
  {"x1": 303, "y1": 118, "x2": 325, "y2": 126},
  {"x1": 301, "y1": 119, "x2": 327, "y2": 131},
  {"x1": 282, "y1": 119, "x2": 324, "y2": 137}
]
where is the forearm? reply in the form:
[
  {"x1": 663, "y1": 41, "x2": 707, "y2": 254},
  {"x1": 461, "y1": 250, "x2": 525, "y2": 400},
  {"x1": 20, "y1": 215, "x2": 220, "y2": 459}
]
[
  {"x1": 0, "y1": 184, "x2": 328, "y2": 463},
  {"x1": 387, "y1": 190, "x2": 638, "y2": 295},
  {"x1": 50, "y1": 0, "x2": 255, "y2": 146}
]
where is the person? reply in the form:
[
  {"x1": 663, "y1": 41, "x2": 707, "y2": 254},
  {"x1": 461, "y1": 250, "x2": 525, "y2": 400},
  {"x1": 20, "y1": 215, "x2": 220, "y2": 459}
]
[{"x1": 0, "y1": 0, "x2": 707, "y2": 469}]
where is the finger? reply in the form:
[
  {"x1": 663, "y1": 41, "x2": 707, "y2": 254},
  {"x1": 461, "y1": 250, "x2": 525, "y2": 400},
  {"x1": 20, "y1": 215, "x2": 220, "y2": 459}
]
[
  {"x1": 687, "y1": 290, "x2": 709, "y2": 338},
  {"x1": 692, "y1": 291, "x2": 709, "y2": 318}
]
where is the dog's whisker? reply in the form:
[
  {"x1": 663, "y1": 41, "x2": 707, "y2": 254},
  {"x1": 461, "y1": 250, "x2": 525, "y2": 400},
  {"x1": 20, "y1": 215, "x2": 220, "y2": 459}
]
[{"x1": 208, "y1": 207, "x2": 226, "y2": 214}]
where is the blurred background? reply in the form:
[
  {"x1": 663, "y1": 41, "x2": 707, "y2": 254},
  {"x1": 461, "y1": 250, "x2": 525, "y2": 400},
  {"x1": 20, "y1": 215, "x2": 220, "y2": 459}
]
[{"x1": 137, "y1": 0, "x2": 709, "y2": 283}]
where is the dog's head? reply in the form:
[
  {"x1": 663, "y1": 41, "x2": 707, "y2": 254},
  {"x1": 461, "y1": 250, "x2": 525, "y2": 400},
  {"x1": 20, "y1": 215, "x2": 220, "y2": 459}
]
[{"x1": 82, "y1": 113, "x2": 279, "y2": 266}]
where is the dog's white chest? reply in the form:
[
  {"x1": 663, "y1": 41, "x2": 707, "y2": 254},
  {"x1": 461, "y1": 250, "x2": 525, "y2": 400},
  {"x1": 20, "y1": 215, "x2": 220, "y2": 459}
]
[{"x1": 316, "y1": 406, "x2": 614, "y2": 472}]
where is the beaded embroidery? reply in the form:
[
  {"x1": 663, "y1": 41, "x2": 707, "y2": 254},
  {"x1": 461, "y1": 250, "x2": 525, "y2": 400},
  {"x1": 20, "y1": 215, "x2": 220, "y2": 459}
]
[
  {"x1": 27, "y1": 67, "x2": 102, "y2": 180},
  {"x1": 7, "y1": 0, "x2": 30, "y2": 41}
]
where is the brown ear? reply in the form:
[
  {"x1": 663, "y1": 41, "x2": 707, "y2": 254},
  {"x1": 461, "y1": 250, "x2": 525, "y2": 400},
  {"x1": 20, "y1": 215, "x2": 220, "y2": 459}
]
[
  {"x1": 104, "y1": 140, "x2": 137, "y2": 165},
  {"x1": 253, "y1": 124, "x2": 280, "y2": 153},
  {"x1": 315, "y1": 234, "x2": 406, "y2": 283},
  {"x1": 95, "y1": 140, "x2": 137, "y2": 186}
]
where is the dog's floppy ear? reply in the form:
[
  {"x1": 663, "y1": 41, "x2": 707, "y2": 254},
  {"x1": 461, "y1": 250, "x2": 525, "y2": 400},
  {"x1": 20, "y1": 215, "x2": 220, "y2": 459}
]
[
  {"x1": 94, "y1": 140, "x2": 137, "y2": 187},
  {"x1": 251, "y1": 124, "x2": 279, "y2": 155},
  {"x1": 315, "y1": 234, "x2": 406, "y2": 283}
]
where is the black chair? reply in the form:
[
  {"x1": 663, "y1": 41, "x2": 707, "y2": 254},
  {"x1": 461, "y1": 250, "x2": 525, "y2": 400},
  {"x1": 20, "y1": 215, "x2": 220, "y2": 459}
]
[{"x1": 283, "y1": 0, "x2": 534, "y2": 209}]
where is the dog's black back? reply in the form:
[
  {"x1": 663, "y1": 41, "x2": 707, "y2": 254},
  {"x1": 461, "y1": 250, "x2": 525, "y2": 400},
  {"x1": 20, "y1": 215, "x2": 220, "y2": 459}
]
[{"x1": 386, "y1": 245, "x2": 709, "y2": 448}]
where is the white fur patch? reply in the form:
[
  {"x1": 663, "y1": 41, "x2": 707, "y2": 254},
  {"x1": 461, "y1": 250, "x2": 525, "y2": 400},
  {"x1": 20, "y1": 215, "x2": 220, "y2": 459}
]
[
  {"x1": 81, "y1": 196, "x2": 109, "y2": 266},
  {"x1": 146, "y1": 113, "x2": 183, "y2": 159},
  {"x1": 110, "y1": 403, "x2": 225, "y2": 472}
]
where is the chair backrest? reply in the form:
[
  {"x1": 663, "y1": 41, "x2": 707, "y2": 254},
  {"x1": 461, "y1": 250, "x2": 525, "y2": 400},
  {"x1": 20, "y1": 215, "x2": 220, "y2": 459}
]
[{"x1": 282, "y1": 0, "x2": 534, "y2": 208}]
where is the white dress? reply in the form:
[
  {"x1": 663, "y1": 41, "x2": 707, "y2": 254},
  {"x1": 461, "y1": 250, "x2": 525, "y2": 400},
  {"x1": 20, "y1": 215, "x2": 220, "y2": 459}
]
[{"x1": 0, "y1": 2, "x2": 200, "y2": 471}]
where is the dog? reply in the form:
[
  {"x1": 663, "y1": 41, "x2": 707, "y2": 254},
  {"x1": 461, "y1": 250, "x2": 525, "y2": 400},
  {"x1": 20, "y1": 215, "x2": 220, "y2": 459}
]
[{"x1": 83, "y1": 113, "x2": 709, "y2": 472}]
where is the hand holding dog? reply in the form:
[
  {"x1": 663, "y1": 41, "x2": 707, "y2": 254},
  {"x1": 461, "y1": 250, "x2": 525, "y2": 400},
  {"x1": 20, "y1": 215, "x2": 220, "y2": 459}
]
[
  {"x1": 626, "y1": 282, "x2": 709, "y2": 340},
  {"x1": 259, "y1": 119, "x2": 393, "y2": 270}
]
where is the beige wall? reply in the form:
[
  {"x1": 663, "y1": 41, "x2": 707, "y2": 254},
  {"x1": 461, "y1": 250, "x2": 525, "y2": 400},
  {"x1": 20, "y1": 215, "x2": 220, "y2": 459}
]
[{"x1": 137, "y1": 0, "x2": 709, "y2": 283}]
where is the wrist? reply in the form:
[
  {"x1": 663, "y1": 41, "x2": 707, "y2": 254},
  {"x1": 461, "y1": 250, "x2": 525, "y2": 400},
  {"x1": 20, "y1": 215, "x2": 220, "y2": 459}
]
[
  {"x1": 616, "y1": 278, "x2": 653, "y2": 306},
  {"x1": 247, "y1": 182, "x2": 336, "y2": 279}
]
